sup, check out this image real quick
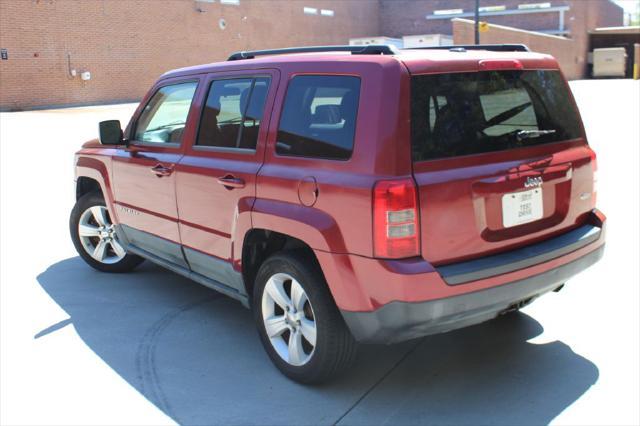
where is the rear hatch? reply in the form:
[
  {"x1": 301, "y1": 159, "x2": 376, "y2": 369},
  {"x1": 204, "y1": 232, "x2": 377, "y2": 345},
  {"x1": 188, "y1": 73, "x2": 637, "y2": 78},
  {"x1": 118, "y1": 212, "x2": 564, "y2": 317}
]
[{"x1": 409, "y1": 65, "x2": 596, "y2": 265}]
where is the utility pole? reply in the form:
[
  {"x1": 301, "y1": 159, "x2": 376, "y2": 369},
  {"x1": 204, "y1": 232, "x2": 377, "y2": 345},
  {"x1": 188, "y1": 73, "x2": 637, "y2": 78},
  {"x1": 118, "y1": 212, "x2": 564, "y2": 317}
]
[{"x1": 474, "y1": 0, "x2": 480, "y2": 45}]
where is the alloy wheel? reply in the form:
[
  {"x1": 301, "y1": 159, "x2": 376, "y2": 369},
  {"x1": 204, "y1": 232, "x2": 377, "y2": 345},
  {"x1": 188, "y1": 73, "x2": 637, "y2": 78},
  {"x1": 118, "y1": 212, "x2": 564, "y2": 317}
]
[
  {"x1": 78, "y1": 205, "x2": 126, "y2": 264},
  {"x1": 261, "y1": 272, "x2": 317, "y2": 366}
]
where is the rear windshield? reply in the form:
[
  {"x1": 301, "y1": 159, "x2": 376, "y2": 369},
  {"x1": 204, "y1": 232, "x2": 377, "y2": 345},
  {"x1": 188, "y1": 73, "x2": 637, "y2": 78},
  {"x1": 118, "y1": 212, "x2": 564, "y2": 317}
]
[{"x1": 411, "y1": 70, "x2": 583, "y2": 162}]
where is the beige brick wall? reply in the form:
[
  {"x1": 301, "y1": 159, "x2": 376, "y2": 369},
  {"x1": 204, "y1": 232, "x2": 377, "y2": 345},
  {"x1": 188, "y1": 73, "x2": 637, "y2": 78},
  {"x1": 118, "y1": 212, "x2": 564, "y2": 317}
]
[
  {"x1": 0, "y1": 0, "x2": 380, "y2": 110},
  {"x1": 0, "y1": 0, "x2": 624, "y2": 109}
]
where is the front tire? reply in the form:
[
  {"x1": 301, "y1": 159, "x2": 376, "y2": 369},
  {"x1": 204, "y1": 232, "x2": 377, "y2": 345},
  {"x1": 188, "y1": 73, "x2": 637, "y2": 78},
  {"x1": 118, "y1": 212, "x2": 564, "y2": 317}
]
[
  {"x1": 70, "y1": 191, "x2": 143, "y2": 273},
  {"x1": 253, "y1": 252, "x2": 357, "y2": 384}
]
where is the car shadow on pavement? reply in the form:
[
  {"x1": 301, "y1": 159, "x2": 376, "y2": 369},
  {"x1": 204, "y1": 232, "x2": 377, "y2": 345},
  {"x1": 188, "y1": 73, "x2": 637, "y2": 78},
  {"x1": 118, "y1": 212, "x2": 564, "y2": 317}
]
[{"x1": 37, "y1": 257, "x2": 599, "y2": 426}]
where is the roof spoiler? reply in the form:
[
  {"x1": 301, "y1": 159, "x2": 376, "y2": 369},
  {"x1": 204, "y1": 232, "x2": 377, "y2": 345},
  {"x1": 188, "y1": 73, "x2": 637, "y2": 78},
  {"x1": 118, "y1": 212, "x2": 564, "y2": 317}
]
[
  {"x1": 405, "y1": 44, "x2": 530, "y2": 52},
  {"x1": 227, "y1": 44, "x2": 400, "y2": 61}
]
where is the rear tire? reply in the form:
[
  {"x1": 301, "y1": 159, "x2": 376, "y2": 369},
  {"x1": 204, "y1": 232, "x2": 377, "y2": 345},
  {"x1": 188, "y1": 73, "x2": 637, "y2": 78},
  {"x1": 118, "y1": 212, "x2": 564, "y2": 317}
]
[
  {"x1": 253, "y1": 251, "x2": 357, "y2": 384},
  {"x1": 70, "y1": 191, "x2": 144, "y2": 273}
]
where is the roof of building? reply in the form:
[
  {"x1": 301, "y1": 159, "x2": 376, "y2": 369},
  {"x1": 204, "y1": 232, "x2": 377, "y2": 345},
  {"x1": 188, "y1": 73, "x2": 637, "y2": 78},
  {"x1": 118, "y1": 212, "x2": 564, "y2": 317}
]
[{"x1": 589, "y1": 26, "x2": 640, "y2": 35}]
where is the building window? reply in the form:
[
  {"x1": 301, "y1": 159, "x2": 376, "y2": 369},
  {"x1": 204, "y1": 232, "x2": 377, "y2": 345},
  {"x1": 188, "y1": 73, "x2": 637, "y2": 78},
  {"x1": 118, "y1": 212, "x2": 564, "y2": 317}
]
[
  {"x1": 479, "y1": 5, "x2": 506, "y2": 12},
  {"x1": 220, "y1": 0, "x2": 240, "y2": 5},
  {"x1": 304, "y1": 7, "x2": 318, "y2": 15},
  {"x1": 320, "y1": 9, "x2": 335, "y2": 17},
  {"x1": 433, "y1": 8, "x2": 463, "y2": 15},
  {"x1": 518, "y1": 2, "x2": 551, "y2": 9}
]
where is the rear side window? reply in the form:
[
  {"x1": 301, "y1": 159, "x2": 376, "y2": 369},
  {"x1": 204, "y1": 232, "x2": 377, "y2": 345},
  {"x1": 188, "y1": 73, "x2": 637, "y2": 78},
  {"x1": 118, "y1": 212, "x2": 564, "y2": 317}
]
[
  {"x1": 134, "y1": 81, "x2": 198, "y2": 144},
  {"x1": 276, "y1": 75, "x2": 360, "y2": 160},
  {"x1": 411, "y1": 70, "x2": 583, "y2": 162},
  {"x1": 197, "y1": 77, "x2": 271, "y2": 150}
]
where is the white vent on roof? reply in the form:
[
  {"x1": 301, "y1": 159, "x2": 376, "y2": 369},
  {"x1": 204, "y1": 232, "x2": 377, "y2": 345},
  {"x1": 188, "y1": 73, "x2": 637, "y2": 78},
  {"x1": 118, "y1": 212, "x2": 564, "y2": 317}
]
[
  {"x1": 320, "y1": 9, "x2": 334, "y2": 17},
  {"x1": 304, "y1": 7, "x2": 318, "y2": 15}
]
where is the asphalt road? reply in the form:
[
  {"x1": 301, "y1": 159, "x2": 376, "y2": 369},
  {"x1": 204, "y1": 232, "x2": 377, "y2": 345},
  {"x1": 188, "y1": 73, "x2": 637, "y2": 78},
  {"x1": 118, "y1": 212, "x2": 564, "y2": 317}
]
[{"x1": 1, "y1": 80, "x2": 638, "y2": 425}]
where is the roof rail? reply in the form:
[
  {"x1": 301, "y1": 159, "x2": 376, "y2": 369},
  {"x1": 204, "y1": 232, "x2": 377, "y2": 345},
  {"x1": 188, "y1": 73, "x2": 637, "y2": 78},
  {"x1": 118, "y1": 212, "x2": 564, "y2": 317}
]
[
  {"x1": 405, "y1": 44, "x2": 530, "y2": 53},
  {"x1": 227, "y1": 44, "x2": 399, "y2": 61}
]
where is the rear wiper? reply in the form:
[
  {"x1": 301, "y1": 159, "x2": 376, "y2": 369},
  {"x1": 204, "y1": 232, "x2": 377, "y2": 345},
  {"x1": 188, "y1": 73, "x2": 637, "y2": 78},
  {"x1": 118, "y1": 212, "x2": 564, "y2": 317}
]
[{"x1": 517, "y1": 129, "x2": 556, "y2": 141}]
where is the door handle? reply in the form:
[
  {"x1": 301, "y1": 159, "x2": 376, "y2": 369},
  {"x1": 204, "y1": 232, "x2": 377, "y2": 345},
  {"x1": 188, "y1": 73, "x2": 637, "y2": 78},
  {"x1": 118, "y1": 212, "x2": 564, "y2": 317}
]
[
  {"x1": 151, "y1": 164, "x2": 173, "y2": 177},
  {"x1": 217, "y1": 175, "x2": 245, "y2": 189}
]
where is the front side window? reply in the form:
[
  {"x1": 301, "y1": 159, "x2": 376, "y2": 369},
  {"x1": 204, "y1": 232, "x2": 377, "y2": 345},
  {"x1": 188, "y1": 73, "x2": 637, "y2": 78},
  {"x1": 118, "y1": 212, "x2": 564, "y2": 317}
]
[
  {"x1": 411, "y1": 70, "x2": 583, "y2": 161},
  {"x1": 276, "y1": 75, "x2": 360, "y2": 160},
  {"x1": 196, "y1": 77, "x2": 271, "y2": 150},
  {"x1": 134, "y1": 81, "x2": 198, "y2": 144}
]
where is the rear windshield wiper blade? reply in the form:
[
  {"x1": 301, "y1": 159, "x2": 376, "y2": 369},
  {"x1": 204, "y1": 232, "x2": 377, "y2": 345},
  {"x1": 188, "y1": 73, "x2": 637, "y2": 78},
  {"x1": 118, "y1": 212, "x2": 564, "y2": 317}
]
[{"x1": 517, "y1": 129, "x2": 556, "y2": 141}]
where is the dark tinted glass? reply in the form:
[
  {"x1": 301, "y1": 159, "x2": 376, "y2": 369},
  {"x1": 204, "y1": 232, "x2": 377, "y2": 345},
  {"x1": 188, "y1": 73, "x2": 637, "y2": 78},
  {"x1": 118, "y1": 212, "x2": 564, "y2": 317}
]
[
  {"x1": 197, "y1": 77, "x2": 271, "y2": 150},
  {"x1": 276, "y1": 75, "x2": 360, "y2": 160},
  {"x1": 411, "y1": 70, "x2": 583, "y2": 162},
  {"x1": 238, "y1": 77, "x2": 270, "y2": 149}
]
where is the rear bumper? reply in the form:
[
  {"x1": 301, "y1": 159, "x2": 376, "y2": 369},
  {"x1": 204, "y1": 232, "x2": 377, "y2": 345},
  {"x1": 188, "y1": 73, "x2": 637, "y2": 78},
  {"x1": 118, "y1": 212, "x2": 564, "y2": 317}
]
[
  {"x1": 341, "y1": 245, "x2": 603, "y2": 343},
  {"x1": 315, "y1": 209, "x2": 606, "y2": 344}
]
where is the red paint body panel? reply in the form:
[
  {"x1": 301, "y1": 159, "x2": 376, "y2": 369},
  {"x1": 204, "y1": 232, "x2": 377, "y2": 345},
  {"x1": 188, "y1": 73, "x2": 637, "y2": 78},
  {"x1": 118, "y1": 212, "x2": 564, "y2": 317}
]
[
  {"x1": 316, "y1": 218, "x2": 605, "y2": 312},
  {"x1": 414, "y1": 142, "x2": 596, "y2": 265},
  {"x1": 73, "y1": 49, "x2": 604, "y2": 321},
  {"x1": 76, "y1": 153, "x2": 117, "y2": 215},
  {"x1": 399, "y1": 50, "x2": 559, "y2": 74},
  {"x1": 111, "y1": 148, "x2": 183, "y2": 243},
  {"x1": 255, "y1": 59, "x2": 412, "y2": 257},
  {"x1": 110, "y1": 76, "x2": 205, "y2": 246},
  {"x1": 175, "y1": 69, "x2": 280, "y2": 264}
]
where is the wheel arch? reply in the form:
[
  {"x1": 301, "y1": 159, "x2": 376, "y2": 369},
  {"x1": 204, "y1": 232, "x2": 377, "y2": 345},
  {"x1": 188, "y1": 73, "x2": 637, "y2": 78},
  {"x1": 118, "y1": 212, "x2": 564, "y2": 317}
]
[
  {"x1": 250, "y1": 199, "x2": 348, "y2": 253},
  {"x1": 75, "y1": 156, "x2": 119, "y2": 223},
  {"x1": 241, "y1": 228, "x2": 326, "y2": 305},
  {"x1": 76, "y1": 176, "x2": 101, "y2": 200},
  {"x1": 240, "y1": 199, "x2": 349, "y2": 305}
]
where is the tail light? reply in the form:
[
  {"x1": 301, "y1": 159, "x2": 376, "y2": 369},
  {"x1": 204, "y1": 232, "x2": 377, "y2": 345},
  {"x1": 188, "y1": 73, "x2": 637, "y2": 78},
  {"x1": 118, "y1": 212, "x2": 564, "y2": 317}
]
[
  {"x1": 478, "y1": 59, "x2": 524, "y2": 71},
  {"x1": 590, "y1": 149, "x2": 598, "y2": 207},
  {"x1": 373, "y1": 178, "x2": 420, "y2": 259}
]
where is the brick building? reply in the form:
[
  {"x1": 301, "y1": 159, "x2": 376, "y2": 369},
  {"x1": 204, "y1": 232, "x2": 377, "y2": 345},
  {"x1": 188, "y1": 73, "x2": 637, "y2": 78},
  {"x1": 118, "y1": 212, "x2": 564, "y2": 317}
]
[
  {"x1": 381, "y1": 0, "x2": 624, "y2": 81},
  {"x1": 0, "y1": 0, "x2": 379, "y2": 110},
  {"x1": 380, "y1": 0, "x2": 623, "y2": 38},
  {"x1": 0, "y1": 0, "x2": 624, "y2": 110}
]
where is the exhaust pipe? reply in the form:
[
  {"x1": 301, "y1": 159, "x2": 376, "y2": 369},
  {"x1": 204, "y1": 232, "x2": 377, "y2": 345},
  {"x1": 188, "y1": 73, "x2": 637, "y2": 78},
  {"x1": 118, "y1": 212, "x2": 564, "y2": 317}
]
[{"x1": 500, "y1": 296, "x2": 536, "y2": 315}]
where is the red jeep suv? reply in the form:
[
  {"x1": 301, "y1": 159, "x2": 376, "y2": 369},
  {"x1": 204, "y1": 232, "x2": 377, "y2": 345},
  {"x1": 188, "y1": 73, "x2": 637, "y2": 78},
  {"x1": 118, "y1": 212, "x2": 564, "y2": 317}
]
[{"x1": 70, "y1": 44, "x2": 605, "y2": 383}]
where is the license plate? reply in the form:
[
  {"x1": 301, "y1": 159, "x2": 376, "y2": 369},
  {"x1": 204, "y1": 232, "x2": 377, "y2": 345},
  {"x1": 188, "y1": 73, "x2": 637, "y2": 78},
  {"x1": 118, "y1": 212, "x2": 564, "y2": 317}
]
[{"x1": 501, "y1": 188, "x2": 543, "y2": 228}]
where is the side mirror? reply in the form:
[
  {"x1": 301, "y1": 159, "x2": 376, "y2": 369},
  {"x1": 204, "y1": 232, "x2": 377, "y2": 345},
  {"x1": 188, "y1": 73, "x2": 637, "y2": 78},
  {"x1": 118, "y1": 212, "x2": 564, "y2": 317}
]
[{"x1": 99, "y1": 120, "x2": 124, "y2": 145}]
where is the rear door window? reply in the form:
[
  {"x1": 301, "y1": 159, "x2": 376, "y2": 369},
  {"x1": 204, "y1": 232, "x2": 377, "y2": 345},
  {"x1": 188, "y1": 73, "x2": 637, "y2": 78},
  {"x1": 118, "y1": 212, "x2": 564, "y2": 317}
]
[
  {"x1": 238, "y1": 77, "x2": 271, "y2": 149},
  {"x1": 276, "y1": 75, "x2": 360, "y2": 160},
  {"x1": 411, "y1": 70, "x2": 583, "y2": 161},
  {"x1": 197, "y1": 77, "x2": 271, "y2": 150}
]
